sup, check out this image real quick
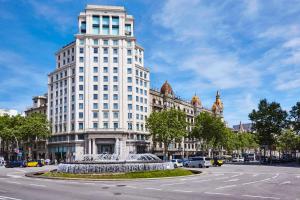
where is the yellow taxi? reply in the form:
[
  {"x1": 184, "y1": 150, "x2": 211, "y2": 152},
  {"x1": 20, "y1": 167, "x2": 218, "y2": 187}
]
[
  {"x1": 210, "y1": 157, "x2": 224, "y2": 166},
  {"x1": 26, "y1": 160, "x2": 44, "y2": 167}
]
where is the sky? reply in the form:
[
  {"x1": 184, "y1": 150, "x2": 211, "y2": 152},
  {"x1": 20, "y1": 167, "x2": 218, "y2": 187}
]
[{"x1": 0, "y1": 0, "x2": 300, "y2": 127}]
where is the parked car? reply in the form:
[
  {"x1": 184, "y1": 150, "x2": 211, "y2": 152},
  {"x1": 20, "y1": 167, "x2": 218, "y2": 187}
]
[
  {"x1": 232, "y1": 156, "x2": 244, "y2": 162},
  {"x1": 0, "y1": 157, "x2": 5, "y2": 167},
  {"x1": 171, "y1": 159, "x2": 183, "y2": 168},
  {"x1": 5, "y1": 160, "x2": 26, "y2": 168},
  {"x1": 26, "y1": 160, "x2": 44, "y2": 167},
  {"x1": 184, "y1": 157, "x2": 211, "y2": 168}
]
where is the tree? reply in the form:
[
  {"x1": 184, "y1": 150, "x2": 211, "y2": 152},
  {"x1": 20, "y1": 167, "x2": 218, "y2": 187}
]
[
  {"x1": 146, "y1": 109, "x2": 188, "y2": 160},
  {"x1": 277, "y1": 129, "x2": 298, "y2": 156},
  {"x1": 290, "y1": 102, "x2": 300, "y2": 134},
  {"x1": 249, "y1": 99, "x2": 287, "y2": 160},
  {"x1": 192, "y1": 112, "x2": 227, "y2": 156}
]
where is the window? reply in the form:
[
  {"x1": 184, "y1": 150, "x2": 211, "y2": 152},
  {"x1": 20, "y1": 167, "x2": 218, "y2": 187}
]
[
  {"x1": 94, "y1": 48, "x2": 98, "y2": 53},
  {"x1": 103, "y1": 85, "x2": 108, "y2": 91},
  {"x1": 79, "y1": 76, "x2": 84, "y2": 82},
  {"x1": 136, "y1": 114, "x2": 139, "y2": 120},
  {"x1": 113, "y1": 57, "x2": 118, "y2": 63},
  {"x1": 103, "y1": 40, "x2": 109, "y2": 45},
  {"x1": 79, "y1": 103, "x2": 83, "y2": 109},
  {"x1": 103, "y1": 57, "x2": 108, "y2": 63},
  {"x1": 103, "y1": 122, "x2": 108, "y2": 129},
  {"x1": 127, "y1": 49, "x2": 132, "y2": 55},
  {"x1": 128, "y1": 104, "x2": 132, "y2": 110},
  {"x1": 136, "y1": 70, "x2": 139, "y2": 76},
  {"x1": 113, "y1": 94, "x2": 118, "y2": 100},
  {"x1": 113, "y1": 85, "x2": 118, "y2": 91},
  {"x1": 80, "y1": 21, "x2": 86, "y2": 34},
  {"x1": 128, "y1": 112, "x2": 132, "y2": 119},
  {"x1": 127, "y1": 58, "x2": 132, "y2": 64},
  {"x1": 93, "y1": 57, "x2": 98, "y2": 62},
  {"x1": 113, "y1": 48, "x2": 118, "y2": 55},
  {"x1": 93, "y1": 76, "x2": 98, "y2": 82},
  {"x1": 103, "y1": 76, "x2": 108, "y2": 82},
  {"x1": 93, "y1": 103, "x2": 98, "y2": 109},
  {"x1": 103, "y1": 94, "x2": 108, "y2": 100},
  {"x1": 93, "y1": 67, "x2": 98, "y2": 73},
  {"x1": 103, "y1": 112, "x2": 109, "y2": 119},
  {"x1": 136, "y1": 105, "x2": 139, "y2": 111},
  {"x1": 113, "y1": 76, "x2": 118, "y2": 82},
  {"x1": 113, "y1": 123, "x2": 119, "y2": 129},
  {"x1": 103, "y1": 103, "x2": 108, "y2": 109},
  {"x1": 79, "y1": 85, "x2": 84, "y2": 91},
  {"x1": 128, "y1": 123, "x2": 132, "y2": 130},
  {"x1": 93, "y1": 39, "x2": 98, "y2": 45},
  {"x1": 136, "y1": 79, "x2": 139, "y2": 84},
  {"x1": 112, "y1": 17, "x2": 119, "y2": 35},
  {"x1": 93, "y1": 85, "x2": 98, "y2": 91},
  {"x1": 113, "y1": 67, "x2": 118, "y2": 73},
  {"x1": 127, "y1": 68, "x2": 132, "y2": 74},
  {"x1": 140, "y1": 71, "x2": 143, "y2": 78},
  {"x1": 79, "y1": 67, "x2": 84, "y2": 73},
  {"x1": 80, "y1": 48, "x2": 84, "y2": 53},
  {"x1": 103, "y1": 47, "x2": 108, "y2": 54},
  {"x1": 113, "y1": 103, "x2": 118, "y2": 109},
  {"x1": 79, "y1": 112, "x2": 84, "y2": 119},
  {"x1": 127, "y1": 86, "x2": 132, "y2": 92},
  {"x1": 93, "y1": 94, "x2": 98, "y2": 100},
  {"x1": 80, "y1": 57, "x2": 84, "y2": 63},
  {"x1": 103, "y1": 67, "x2": 108, "y2": 73},
  {"x1": 144, "y1": 82, "x2": 147, "y2": 87},
  {"x1": 93, "y1": 112, "x2": 98, "y2": 118},
  {"x1": 79, "y1": 39, "x2": 84, "y2": 45},
  {"x1": 136, "y1": 96, "x2": 139, "y2": 102},
  {"x1": 127, "y1": 77, "x2": 132, "y2": 83},
  {"x1": 127, "y1": 41, "x2": 132, "y2": 47},
  {"x1": 79, "y1": 123, "x2": 83, "y2": 130},
  {"x1": 102, "y1": 16, "x2": 109, "y2": 35},
  {"x1": 128, "y1": 95, "x2": 132, "y2": 100},
  {"x1": 125, "y1": 24, "x2": 131, "y2": 36},
  {"x1": 113, "y1": 112, "x2": 119, "y2": 119},
  {"x1": 93, "y1": 123, "x2": 98, "y2": 129},
  {"x1": 92, "y1": 15, "x2": 100, "y2": 34},
  {"x1": 113, "y1": 40, "x2": 119, "y2": 45}
]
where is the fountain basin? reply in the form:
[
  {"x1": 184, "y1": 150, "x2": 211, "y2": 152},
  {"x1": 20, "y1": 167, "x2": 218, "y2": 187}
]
[{"x1": 57, "y1": 162, "x2": 174, "y2": 174}]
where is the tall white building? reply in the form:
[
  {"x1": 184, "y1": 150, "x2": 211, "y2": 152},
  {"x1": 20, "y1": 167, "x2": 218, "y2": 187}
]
[{"x1": 47, "y1": 5, "x2": 150, "y2": 161}]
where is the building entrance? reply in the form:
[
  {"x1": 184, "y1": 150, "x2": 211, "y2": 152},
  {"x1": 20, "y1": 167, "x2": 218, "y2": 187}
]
[{"x1": 97, "y1": 144, "x2": 114, "y2": 154}]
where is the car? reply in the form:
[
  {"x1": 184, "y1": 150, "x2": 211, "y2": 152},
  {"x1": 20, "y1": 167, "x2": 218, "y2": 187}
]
[
  {"x1": 171, "y1": 159, "x2": 183, "y2": 168},
  {"x1": 5, "y1": 160, "x2": 26, "y2": 168},
  {"x1": 211, "y1": 157, "x2": 224, "y2": 166},
  {"x1": 232, "y1": 156, "x2": 244, "y2": 162},
  {"x1": 26, "y1": 160, "x2": 44, "y2": 167},
  {"x1": 185, "y1": 157, "x2": 211, "y2": 168}
]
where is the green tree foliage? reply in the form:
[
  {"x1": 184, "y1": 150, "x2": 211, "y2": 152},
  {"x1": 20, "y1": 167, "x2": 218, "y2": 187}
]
[
  {"x1": 146, "y1": 109, "x2": 188, "y2": 160},
  {"x1": 277, "y1": 129, "x2": 298, "y2": 154},
  {"x1": 290, "y1": 102, "x2": 300, "y2": 134},
  {"x1": 192, "y1": 112, "x2": 226, "y2": 154},
  {"x1": 249, "y1": 99, "x2": 287, "y2": 150}
]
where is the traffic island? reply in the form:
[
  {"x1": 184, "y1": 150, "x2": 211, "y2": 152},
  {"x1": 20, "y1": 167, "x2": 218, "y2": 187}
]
[{"x1": 27, "y1": 168, "x2": 200, "y2": 180}]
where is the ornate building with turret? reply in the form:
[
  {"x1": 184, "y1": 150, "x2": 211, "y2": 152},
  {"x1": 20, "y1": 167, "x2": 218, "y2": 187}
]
[{"x1": 149, "y1": 81, "x2": 224, "y2": 159}]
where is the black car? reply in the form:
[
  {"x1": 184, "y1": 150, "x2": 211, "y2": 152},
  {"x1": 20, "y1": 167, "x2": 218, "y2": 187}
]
[{"x1": 5, "y1": 160, "x2": 26, "y2": 168}]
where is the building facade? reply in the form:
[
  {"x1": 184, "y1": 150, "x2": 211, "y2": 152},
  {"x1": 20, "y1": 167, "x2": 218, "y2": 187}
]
[
  {"x1": 47, "y1": 5, "x2": 150, "y2": 161},
  {"x1": 150, "y1": 81, "x2": 223, "y2": 159}
]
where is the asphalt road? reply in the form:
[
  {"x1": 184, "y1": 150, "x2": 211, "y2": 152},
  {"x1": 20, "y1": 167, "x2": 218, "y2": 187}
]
[{"x1": 0, "y1": 164, "x2": 299, "y2": 200}]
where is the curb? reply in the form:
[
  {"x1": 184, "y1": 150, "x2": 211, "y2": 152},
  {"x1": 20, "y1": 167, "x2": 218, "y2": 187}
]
[{"x1": 25, "y1": 169, "x2": 202, "y2": 181}]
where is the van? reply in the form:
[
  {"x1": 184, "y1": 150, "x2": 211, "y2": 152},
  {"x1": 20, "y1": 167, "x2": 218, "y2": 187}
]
[{"x1": 185, "y1": 157, "x2": 211, "y2": 168}]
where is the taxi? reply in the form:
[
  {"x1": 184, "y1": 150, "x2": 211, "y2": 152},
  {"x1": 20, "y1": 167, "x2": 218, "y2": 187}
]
[{"x1": 26, "y1": 160, "x2": 44, "y2": 167}]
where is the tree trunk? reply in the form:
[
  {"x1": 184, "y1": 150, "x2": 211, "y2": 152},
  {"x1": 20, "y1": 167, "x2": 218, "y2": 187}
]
[{"x1": 163, "y1": 142, "x2": 169, "y2": 161}]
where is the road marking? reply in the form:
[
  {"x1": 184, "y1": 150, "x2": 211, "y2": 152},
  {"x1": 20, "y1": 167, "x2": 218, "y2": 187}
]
[
  {"x1": 125, "y1": 186, "x2": 137, "y2": 189},
  {"x1": 29, "y1": 184, "x2": 46, "y2": 187},
  {"x1": 172, "y1": 189, "x2": 192, "y2": 193},
  {"x1": 230, "y1": 174, "x2": 240, "y2": 178},
  {"x1": 215, "y1": 177, "x2": 230, "y2": 180},
  {"x1": 205, "y1": 192, "x2": 232, "y2": 196},
  {"x1": 272, "y1": 174, "x2": 279, "y2": 179},
  {"x1": 224, "y1": 179, "x2": 239, "y2": 182},
  {"x1": 214, "y1": 173, "x2": 224, "y2": 176},
  {"x1": 193, "y1": 179, "x2": 210, "y2": 183},
  {"x1": 144, "y1": 188, "x2": 161, "y2": 191},
  {"x1": 216, "y1": 185, "x2": 237, "y2": 190},
  {"x1": 242, "y1": 178, "x2": 272, "y2": 185},
  {"x1": 296, "y1": 176, "x2": 300, "y2": 179},
  {"x1": 0, "y1": 195, "x2": 22, "y2": 200},
  {"x1": 279, "y1": 181, "x2": 291, "y2": 185},
  {"x1": 242, "y1": 194, "x2": 280, "y2": 199},
  {"x1": 253, "y1": 174, "x2": 259, "y2": 177},
  {"x1": 161, "y1": 182, "x2": 186, "y2": 186},
  {"x1": 83, "y1": 182, "x2": 95, "y2": 185},
  {"x1": 5, "y1": 181, "x2": 21, "y2": 185}
]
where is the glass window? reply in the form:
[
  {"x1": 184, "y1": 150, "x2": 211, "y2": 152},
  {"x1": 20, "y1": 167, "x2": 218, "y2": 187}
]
[
  {"x1": 93, "y1": 103, "x2": 98, "y2": 109},
  {"x1": 93, "y1": 85, "x2": 98, "y2": 91},
  {"x1": 103, "y1": 85, "x2": 108, "y2": 91},
  {"x1": 103, "y1": 103, "x2": 108, "y2": 109},
  {"x1": 79, "y1": 103, "x2": 83, "y2": 109},
  {"x1": 128, "y1": 95, "x2": 132, "y2": 101},
  {"x1": 93, "y1": 39, "x2": 98, "y2": 45},
  {"x1": 79, "y1": 85, "x2": 84, "y2": 91},
  {"x1": 79, "y1": 67, "x2": 84, "y2": 72},
  {"x1": 127, "y1": 58, "x2": 132, "y2": 64},
  {"x1": 113, "y1": 57, "x2": 118, "y2": 63},
  {"x1": 113, "y1": 48, "x2": 118, "y2": 55},
  {"x1": 113, "y1": 76, "x2": 118, "y2": 82},
  {"x1": 79, "y1": 123, "x2": 83, "y2": 130},
  {"x1": 93, "y1": 67, "x2": 98, "y2": 73},
  {"x1": 113, "y1": 112, "x2": 119, "y2": 119},
  {"x1": 93, "y1": 94, "x2": 98, "y2": 99},
  {"x1": 102, "y1": 16, "x2": 109, "y2": 25},
  {"x1": 103, "y1": 112, "x2": 109, "y2": 119},
  {"x1": 80, "y1": 57, "x2": 84, "y2": 63},
  {"x1": 128, "y1": 86, "x2": 132, "y2": 92},
  {"x1": 103, "y1": 76, "x2": 108, "y2": 82},
  {"x1": 113, "y1": 103, "x2": 118, "y2": 109},
  {"x1": 136, "y1": 96, "x2": 139, "y2": 102},
  {"x1": 93, "y1": 123, "x2": 98, "y2": 129},
  {"x1": 113, "y1": 94, "x2": 118, "y2": 100},
  {"x1": 79, "y1": 39, "x2": 84, "y2": 45},
  {"x1": 93, "y1": 112, "x2": 98, "y2": 118},
  {"x1": 103, "y1": 57, "x2": 108, "y2": 63},
  {"x1": 113, "y1": 123, "x2": 118, "y2": 129},
  {"x1": 94, "y1": 48, "x2": 98, "y2": 54},
  {"x1": 79, "y1": 76, "x2": 84, "y2": 82},
  {"x1": 103, "y1": 48, "x2": 108, "y2": 54},
  {"x1": 93, "y1": 76, "x2": 98, "y2": 82},
  {"x1": 103, "y1": 26, "x2": 109, "y2": 35},
  {"x1": 103, "y1": 122, "x2": 109, "y2": 129},
  {"x1": 103, "y1": 40, "x2": 109, "y2": 45},
  {"x1": 80, "y1": 48, "x2": 84, "y2": 53},
  {"x1": 113, "y1": 67, "x2": 118, "y2": 73},
  {"x1": 128, "y1": 112, "x2": 132, "y2": 118},
  {"x1": 79, "y1": 112, "x2": 83, "y2": 118},
  {"x1": 127, "y1": 77, "x2": 132, "y2": 83},
  {"x1": 93, "y1": 57, "x2": 98, "y2": 62},
  {"x1": 113, "y1": 40, "x2": 119, "y2": 45},
  {"x1": 103, "y1": 94, "x2": 108, "y2": 100},
  {"x1": 127, "y1": 68, "x2": 132, "y2": 74},
  {"x1": 103, "y1": 67, "x2": 108, "y2": 73},
  {"x1": 112, "y1": 17, "x2": 119, "y2": 26},
  {"x1": 113, "y1": 85, "x2": 118, "y2": 91},
  {"x1": 92, "y1": 15, "x2": 100, "y2": 24}
]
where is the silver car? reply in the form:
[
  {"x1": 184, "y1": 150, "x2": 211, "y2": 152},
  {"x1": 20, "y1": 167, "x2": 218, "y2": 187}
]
[{"x1": 185, "y1": 157, "x2": 211, "y2": 168}]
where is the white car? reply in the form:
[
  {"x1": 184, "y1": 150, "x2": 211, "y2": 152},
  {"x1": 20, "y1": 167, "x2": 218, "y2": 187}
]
[
  {"x1": 232, "y1": 156, "x2": 244, "y2": 162},
  {"x1": 184, "y1": 157, "x2": 211, "y2": 168},
  {"x1": 171, "y1": 159, "x2": 183, "y2": 168}
]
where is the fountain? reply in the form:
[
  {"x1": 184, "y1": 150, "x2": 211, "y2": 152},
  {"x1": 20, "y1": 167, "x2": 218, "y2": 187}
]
[{"x1": 57, "y1": 153, "x2": 174, "y2": 174}]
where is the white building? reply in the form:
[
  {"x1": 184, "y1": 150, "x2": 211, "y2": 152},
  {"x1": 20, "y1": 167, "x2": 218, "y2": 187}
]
[
  {"x1": 47, "y1": 5, "x2": 150, "y2": 161},
  {"x1": 0, "y1": 109, "x2": 18, "y2": 117}
]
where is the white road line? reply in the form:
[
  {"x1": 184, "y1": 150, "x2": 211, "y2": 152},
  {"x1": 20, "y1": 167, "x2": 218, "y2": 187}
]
[
  {"x1": 253, "y1": 174, "x2": 259, "y2": 177},
  {"x1": 83, "y1": 182, "x2": 95, "y2": 185},
  {"x1": 161, "y1": 182, "x2": 186, "y2": 186},
  {"x1": 172, "y1": 189, "x2": 192, "y2": 193},
  {"x1": 296, "y1": 176, "x2": 300, "y2": 179},
  {"x1": 193, "y1": 179, "x2": 210, "y2": 183},
  {"x1": 205, "y1": 192, "x2": 232, "y2": 196},
  {"x1": 272, "y1": 174, "x2": 279, "y2": 179},
  {"x1": 216, "y1": 185, "x2": 237, "y2": 190},
  {"x1": 214, "y1": 173, "x2": 224, "y2": 176},
  {"x1": 5, "y1": 181, "x2": 21, "y2": 185},
  {"x1": 224, "y1": 179, "x2": 239, "y2": 182},
  {"x1": 230, "y1": 174, "x2": 240, "y2": 178},
  {"x1": 29, "y1": 184, "x2": 46, "y2": 187},
  {"x1": 215, "y1": 177, "x2": 230, "y2": 180},
  {"x1": 0, "y1": 195, "x2": 22, "y2": 200},
  {"x1": 242, "y1": 178, "x2": 272, "y2": 185},
  {"x1": 125, "y1": 186, "x2": 137, "y2": 189},
  {"x1": 279, "y1": 181, "x2": 291, "y2": 185},
  {"x1": 144, "y1": 188, "x2": 161, "y2": 191},
  {"x1": 242, "y1": 194, "x2": 280, "y2": 199}
]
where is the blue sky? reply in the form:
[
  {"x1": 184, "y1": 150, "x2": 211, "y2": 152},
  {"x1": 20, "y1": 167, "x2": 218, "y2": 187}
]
[{"x1": 1, "y1": 0, "x2": 300, "y2": 126}]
